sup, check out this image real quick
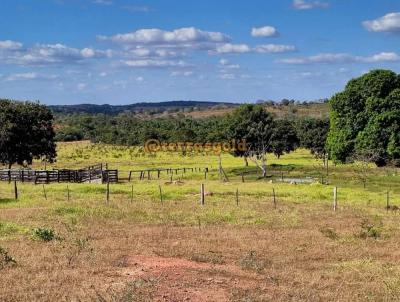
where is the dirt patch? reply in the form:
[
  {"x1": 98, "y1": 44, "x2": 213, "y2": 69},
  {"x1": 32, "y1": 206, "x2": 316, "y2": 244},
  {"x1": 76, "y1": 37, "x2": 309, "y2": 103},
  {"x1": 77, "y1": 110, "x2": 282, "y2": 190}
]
[{"x1": 120, "y1": 254, "x2": 264, "y2": 301}]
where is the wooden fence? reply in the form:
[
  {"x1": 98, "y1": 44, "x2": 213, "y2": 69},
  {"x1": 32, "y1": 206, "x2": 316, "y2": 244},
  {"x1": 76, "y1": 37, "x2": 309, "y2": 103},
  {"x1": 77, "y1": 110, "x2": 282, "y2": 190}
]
[
  {"x1": 128, "y1": 167, "x2": 209, "y2": 181},
  {"x1": 0, "y1": 163, "x2": 119, "y2": 184}
]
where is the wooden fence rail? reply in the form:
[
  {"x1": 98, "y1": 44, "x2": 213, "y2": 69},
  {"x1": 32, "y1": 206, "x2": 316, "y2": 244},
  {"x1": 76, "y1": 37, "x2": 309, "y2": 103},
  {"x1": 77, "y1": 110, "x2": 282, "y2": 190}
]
[
  {"x1": 0, "y1": 163, "x2": 119, "y2": 184},
  {"x1": 128, "y1": 167, "x2": 209, "y2": 181}
]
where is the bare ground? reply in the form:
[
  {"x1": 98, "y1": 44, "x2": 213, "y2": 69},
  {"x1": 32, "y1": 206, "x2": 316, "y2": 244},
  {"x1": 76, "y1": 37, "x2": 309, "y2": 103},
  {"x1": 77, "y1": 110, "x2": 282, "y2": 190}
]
[{"x1": 2, "y1": 205, "x2": 400, "y2": 301}]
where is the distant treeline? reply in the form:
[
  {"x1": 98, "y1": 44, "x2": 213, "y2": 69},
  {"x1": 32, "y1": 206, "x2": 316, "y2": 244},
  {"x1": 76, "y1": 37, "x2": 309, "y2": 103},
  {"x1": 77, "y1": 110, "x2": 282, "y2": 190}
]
[
  {"x1": 50, "y1": 101, "x2": 239, "y2": 116},
  {"x1": 50, "y1": 99, "x2": 328, "y2": 117},
  {"x1": 55, "y1": 111, "x2": 329, "y2": 160}
]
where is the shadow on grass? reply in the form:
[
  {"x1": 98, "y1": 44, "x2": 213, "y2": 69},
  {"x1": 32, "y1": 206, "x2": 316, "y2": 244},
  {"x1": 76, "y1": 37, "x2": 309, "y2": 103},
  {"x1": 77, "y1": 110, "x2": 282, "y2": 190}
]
[{"x1": 0, "y1": 198, "x2": 16, "y2": 205}]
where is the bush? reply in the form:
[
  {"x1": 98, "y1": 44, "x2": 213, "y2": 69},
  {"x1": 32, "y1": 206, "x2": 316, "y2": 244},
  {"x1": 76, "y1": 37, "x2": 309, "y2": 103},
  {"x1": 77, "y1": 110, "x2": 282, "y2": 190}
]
[
  {"x1": 357, "y1": 219, "x2": 382, "y2": 239},
  {"x1": 240, "y1": 251, "x2": 269, "y2": 273},
  {"x1": 33, "y1": 228, "x2": 56, "y2": 242},
  {"x1": 0, "y1": 246, "x2": 16, "y2": 269},
  {"x1": 320, "y1": 227, "x2": 339, "y2": 240}
]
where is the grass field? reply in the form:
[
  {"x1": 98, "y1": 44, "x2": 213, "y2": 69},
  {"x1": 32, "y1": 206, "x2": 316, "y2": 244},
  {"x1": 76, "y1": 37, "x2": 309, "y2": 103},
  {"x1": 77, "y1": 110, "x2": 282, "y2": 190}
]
[{"x1": 1, "y1": 141, "x2": 400, "y2": 301}]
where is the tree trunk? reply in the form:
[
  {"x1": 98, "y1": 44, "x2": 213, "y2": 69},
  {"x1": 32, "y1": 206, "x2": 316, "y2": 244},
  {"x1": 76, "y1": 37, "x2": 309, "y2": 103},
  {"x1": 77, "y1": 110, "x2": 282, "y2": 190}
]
[
  {"x1": 218, "y1": 155, "x2": 222, "y2": 180},
  {"x1": 261, "y1": 153, "x2": 267, "y2": 178},
  {"x1": 243, "y1": 156, "x2": 249, "y2": 167}
]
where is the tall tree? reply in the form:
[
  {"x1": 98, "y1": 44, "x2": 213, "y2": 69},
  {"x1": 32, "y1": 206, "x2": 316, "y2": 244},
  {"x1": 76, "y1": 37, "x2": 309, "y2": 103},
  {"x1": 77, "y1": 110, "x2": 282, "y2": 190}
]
[
  {"x1": 327, "y1": 70, "x2": 400, "y2": 166},
  {"x1": 270, "y1": 119, "x2": 299, "y2": 159},
  {"x1": 0, "y1": 100, "x2": 56, "y2": 168},
  {"x1": 296, "y1": 117, "x2": 329, "y2": 159},
  {"x1": 227, "y1": 104, "x2": 275, "y2": 177}
]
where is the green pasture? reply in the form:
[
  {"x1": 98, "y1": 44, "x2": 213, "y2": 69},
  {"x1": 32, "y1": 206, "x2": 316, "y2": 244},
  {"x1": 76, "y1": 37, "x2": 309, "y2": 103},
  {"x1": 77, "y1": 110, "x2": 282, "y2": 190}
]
[{"x1": 1, "y1": 142, "x2": 400, "y2": 234}]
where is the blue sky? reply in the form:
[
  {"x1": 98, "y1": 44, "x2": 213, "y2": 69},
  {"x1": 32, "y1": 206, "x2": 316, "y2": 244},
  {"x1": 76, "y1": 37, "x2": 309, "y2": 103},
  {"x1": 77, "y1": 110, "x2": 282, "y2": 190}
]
[{"x1": 0, "y1": 0, "x2": 399, "y2": 105}]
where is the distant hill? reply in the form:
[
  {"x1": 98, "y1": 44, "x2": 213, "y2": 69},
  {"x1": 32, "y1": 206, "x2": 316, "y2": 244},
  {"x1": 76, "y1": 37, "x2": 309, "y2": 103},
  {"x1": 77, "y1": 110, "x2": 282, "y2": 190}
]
[{"x1": 50, "y1": 101, "x2": 239, "y2": 115}]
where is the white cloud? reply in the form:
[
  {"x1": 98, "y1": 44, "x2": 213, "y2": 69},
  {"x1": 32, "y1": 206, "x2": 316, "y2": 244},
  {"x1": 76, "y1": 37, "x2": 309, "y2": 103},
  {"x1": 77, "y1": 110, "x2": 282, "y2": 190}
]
[
  {"x1": 215, "y1": 43, "x2": 251, "y2": 54},
  {"x1": 81, "y1": 48, "x2": 97, "y2": 58},
  {"x1": 278, "y1": 52, "x2": 400, "y2": 64},
  {"x1": 254, "y1": 44, "x2": 296, "y2": 53},
  {"x1": 6, "y1": 72, "x2": 38, "y2": 81},
  {"x1": 92, "y1": 0, "x2": 113, "y2": 5},
  {"x1": 214, "y1": 44, "x2": 295, "y2": 54},
  {"x1": 292, "y1": 0, "x2": 329, "y2": 10},
  {"x1": 219, "y1": 59, "x2": 239, "y2": 69},
  {"x1": 365, "y1": 52, "x2": 399, "y2": 62},
  {"x1": 99, "y1": 72, "x2": 107, "y2": 77},
  {"x1": 121, "y1": 5, "x2": 151, "y2": 12},
  {"x1": 98, "y1": 27, "x2": 230, "y2": 46},
  {"x1": 363, "y1": 12, "x2": 400, "y2": 33},
  {"x1": 77, "y1": 83, "x2": 87, "y2": 90},
  {"x1": 170, "y1": 71, "x2": 193, "y2": 77},
  {"x1": 251, "y1": 26, "x2": 278, "y2": 37},
  {"x1": 220, "y1": 73, "x2": 236, "y2": 80},
  {"x1": 5, "y1": 72, "x2": 59, "y2": 81},
  {"x1": 136, "y1": 76, "x2": 144, "y2": 82},
  {"x1": 123, "y1": 59, "x2": 187, "y2": 68},
  {"x1": 0, "y1": 40, "x2": 23, "y2": 50},
  {"x1": 129, "y1": 47, "x2": 183, "y2": 58},
  {"x1": 0, "y1": 43, "x2": 108, "y2": 66}
]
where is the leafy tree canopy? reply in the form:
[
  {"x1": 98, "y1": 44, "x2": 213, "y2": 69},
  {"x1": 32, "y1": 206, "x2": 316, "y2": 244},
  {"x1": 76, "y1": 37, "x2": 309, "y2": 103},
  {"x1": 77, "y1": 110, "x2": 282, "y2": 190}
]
[
  {"x1": 0, "y1": 99, "x2": 56, "y2": 168},
  {"x1": 327, "y1": 69, "x2": 400, "y2": 166}
]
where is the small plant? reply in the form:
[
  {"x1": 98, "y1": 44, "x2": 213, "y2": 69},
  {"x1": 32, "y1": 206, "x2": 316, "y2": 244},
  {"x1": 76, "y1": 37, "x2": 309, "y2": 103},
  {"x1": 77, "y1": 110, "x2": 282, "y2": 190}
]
[
  {"x1": 190, "y1": 252, "x2": 225, "y2": 265},
  {"x1": 67, "y1": 237, "x2": 93, "y2": 267},
  {"x1": 320, "y1": 227, "x2": 339, "y2": 240},
  {"x1": 240, "y1": 251, "x2": 268, "y2": 273},
  {"x1": 33, "y1": 227, "x2": 56, "y2": 242},
  {"x1": 0, "y1": 246, "x2": 17, "y2": 269},
  {"x1": 357, "y1": 219, "x2": 382, "y2": 239}
]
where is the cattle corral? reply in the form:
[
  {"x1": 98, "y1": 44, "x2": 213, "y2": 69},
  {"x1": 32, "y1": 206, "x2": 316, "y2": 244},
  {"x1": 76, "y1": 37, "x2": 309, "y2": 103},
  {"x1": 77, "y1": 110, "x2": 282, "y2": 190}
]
[{"x1": 0, "y1": 163, "x2": 118, "y2": 184}]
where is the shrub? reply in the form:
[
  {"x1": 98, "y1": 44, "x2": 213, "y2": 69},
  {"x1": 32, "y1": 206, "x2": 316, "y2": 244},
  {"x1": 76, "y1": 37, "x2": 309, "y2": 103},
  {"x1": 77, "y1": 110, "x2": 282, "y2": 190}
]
[
  {"x1": 33, "y1": 228, "x2": 56, "y2": 242},
  {"x1": 320, "y1": 227, "x2": 339, "y2": 240},
  {"x1": 357, "y1": 219, "x2": 382, "y2": 239},
  {"x1": 0, "y1": 246, "x2": 17, "y2": 269},
  {"x1": 240, "y1": 251, "x2": 269, "y2": 273}
]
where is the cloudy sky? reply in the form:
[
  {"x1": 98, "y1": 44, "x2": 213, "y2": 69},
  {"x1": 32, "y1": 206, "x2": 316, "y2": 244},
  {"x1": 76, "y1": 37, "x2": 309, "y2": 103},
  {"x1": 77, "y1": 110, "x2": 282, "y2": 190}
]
[{"x1": 0, "y1": 0, "x2": 399, "y2": 104}]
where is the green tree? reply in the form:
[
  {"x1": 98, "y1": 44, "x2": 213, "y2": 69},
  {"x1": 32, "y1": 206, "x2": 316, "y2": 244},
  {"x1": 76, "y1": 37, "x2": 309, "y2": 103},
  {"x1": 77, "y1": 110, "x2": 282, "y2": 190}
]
[
  {"x1": 0, "y1": 100, "x2": 56, "y2": 168},
  {"x1": 327, "y1": 70, "x2": 400, "y2": 165},
  {"x1": 270, "y1": 119, "x2": 299, "y2": 159},
  {"x1": 227, "y1": 104, "x2": 275, "y2": 177},
  {"x1": 296, "y1": 117, "x2": 329, "y2": 159}
]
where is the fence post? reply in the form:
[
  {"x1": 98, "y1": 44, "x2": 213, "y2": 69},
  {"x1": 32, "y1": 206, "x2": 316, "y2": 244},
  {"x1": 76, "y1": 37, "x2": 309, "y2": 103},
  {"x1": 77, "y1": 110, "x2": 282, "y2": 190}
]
[
  {"x1": 272, "y1": 188, "x2": 276, "y2": 209},
  {"x1": 42, "y1": 185, "x2": 47, "y2": 200},
  {"x1": 106, "y1": 180, "x2": 110, "y2": 203},
  {"x1": 386, "y1": 190, "x2": 390, "y2": 211},
  {"x1": 14, "y1": 181, "x2": 18, "y2": 200},
  {"x1": 333, "y1": 187, "x2": 337, "y2": 212},
  {"x1": 159, "y1": 185, "x2": 163, "y2": 203},
  {"x1": 200, "y1": 183, "x2": 205, "y2": 205},
  {"x1": 236, "y1": 188, "x2": 239, "y2": 206}
]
